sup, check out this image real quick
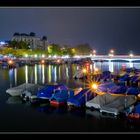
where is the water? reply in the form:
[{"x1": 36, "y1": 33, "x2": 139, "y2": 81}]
[{"x1": 0, "y1": 62, "x2": 140, "y2": 133}]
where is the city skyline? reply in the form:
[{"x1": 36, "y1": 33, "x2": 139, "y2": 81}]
[{"x1": 0, "y1": 7, "x2": 140, "y2": 54}]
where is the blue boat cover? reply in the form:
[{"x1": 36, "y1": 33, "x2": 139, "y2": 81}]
[
  {"x1": 118, "y1": 74, "x2": 129, "y2": 81},
  {"x1": 97, "y1": 82, "x2": 117, "y2": 92},
  {"x1": 50, "y1": 90, "x2": 74, "y2": 102},
  {"x1": 125, "y1": 68, "x2": 133, "y2": 73},
  {"x1": 130, "y1": 76, "x2": 138, "y2": 82},
  {"x1": 109, "y1": 85, "x2": 127, "y2": 93},
  {"x1": 133, "y1": 103, "x2": 140, "y2": 114},
  {"x1": 37, "y1": 84, "x2": 67, "y2": 99},
  {"x1": 101, "y1": 71, "x2": 111, "y2": 79},
  {"x1": 67, "y1": 88, "x2": 94, "y2": 107},
  {"x1": 127, "y1": 87, "x2": 140, "y2": 95}
]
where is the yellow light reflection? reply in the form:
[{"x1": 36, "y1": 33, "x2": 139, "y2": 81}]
[
  {"x1": 82, "y1": 68, "x2": 87, "y2": 74},
  {"x1": 48, "y1": 65, "x2": 51, "y2": 83},
  {"x1": 14, "y1": 68, "x2": 17, "y2": 86},
  {"x1": 42, "y1": 64, "x2": 45, "y2": 84},
  {"x1": 41, "y1": 60, "x2": 45, "y2": 64},
  {"x1": 34, "y1": 64, "x2": 37, "y2": 84},
  {"x1": 25, "y1": 65, "x2": 28, "y2": 83},
  {"x1": 54, "y1": 66, "x2": 57, "y2": 82}
]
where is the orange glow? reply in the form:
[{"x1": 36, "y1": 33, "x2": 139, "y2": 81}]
[
  {"x1": 94, "y1": 67, "x2": 98, "y2": 72},
  {"x1": 41, "y1": 60, "x2": 45, "y2": 64},
  {"x1": 82, "y1": 68, "x2": 87, "y2": 74},
  {"x1": 91, "y1": 83, "x2": 98, "y2": 90},
  {"x1": 8, "y1": 60, "x2": 13, "y2": 64},
  {"x1": 85, "y1": 78, "x2": 100, "y2": 93},
  {"x1": 57, "y1": 59, "x2": 60, "y2": 63}
]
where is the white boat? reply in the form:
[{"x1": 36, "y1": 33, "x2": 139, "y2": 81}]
[{"x1": 6, "y1": 83, "x2": 43, "y2": 97}]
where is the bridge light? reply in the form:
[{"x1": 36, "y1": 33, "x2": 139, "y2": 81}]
[
  {"x1": 93, "y1": 50, "x2": 96, "y2": 54},
  {"x1": 92, "y1": 50, "x2": 96, "y2": 56},
  {"x1": 129, "y1": 53, "x2": 134, "y2": 57},
  {"x1": 110, "y1": 49, "x2": 114, "y2": 54}
]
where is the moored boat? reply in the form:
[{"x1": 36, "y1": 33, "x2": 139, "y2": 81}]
[{"x1": 6, "y1": 83, "x2": 43, "y2": 97}]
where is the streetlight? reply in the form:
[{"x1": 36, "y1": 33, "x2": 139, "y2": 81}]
[
  {"x1": 110, "y1": 49, "x2": 114, "y2": 54},
  {"x1": 90, "y1": 82, "x2": 98, "y2": 97},
  {"x1": 108, "y1": 49, "x2": 114, "y2": 57},
  {"x1": 93, "y1": 50, "x2": 96, "y2": 56},
  {"x1": 129, "y1": 53, "x2": 134, "y2": 58},
  {"x1": 91, "y1": 83, "x2": 98, "y2": 91},
  {"x1": 41, "y1": 60, "x2": 45, "y2": 64}
]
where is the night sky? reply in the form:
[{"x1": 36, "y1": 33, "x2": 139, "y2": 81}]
[{"x1": 0, "y1": 7, "x2": 140, "y2": 55}]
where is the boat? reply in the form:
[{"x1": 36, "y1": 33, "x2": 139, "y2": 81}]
[
  {"x1": 86, "y1": 93, "x2": 136, "y2": 115},
  {"x1": 6, "y1": 83, "x2": 43, "y2": 97},
  {"x1": 36, "y1": 84, "x2": 68, "y2": 100},
  {"x1": 50, "y1": 90, "x2": 74, "y2": 106},
  {"x1": 100, "y1": 95, "x2": 136, "y2": 115},
  {"x1": 86, "y1": 93, "x2": 119, "y2": 110},
  {"x1": 67, "y1": 88, "x2": 94, "y2": 107}
]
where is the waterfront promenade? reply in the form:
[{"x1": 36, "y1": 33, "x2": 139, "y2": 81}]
[{"x1": 14, "y1": 55, "x2": 140, "y2": 62}]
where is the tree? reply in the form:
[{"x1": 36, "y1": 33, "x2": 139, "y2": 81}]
[
  {"x1": 47, "y1": 44, "x2": 61, "y2": 55},
  {"x1": 9, "y1": 40, "x2": 29, "y2": 49},
  {"x1": 75, "y1": 43, "x2": 92, "y2": 55},
  {"x1": 13, "y1": 32, "x2": 20, "y2": 36},
  {"x1": 42, "y1": 36, "x2": 47, "y2": 40},
  {"x1": 9, "y1": 40, "x2": 18, "y2": 49},
  {"x1": 29, "y1": 32, "x2": 36, "y2": 37}
]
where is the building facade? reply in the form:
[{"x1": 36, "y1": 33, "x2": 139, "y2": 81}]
[{"x1": 11, "y1": 33, "x2": 48, "y2": 50}]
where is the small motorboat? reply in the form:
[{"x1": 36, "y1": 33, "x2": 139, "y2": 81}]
[
  {"x1": 67, "y1": 88, "x2": 94, "y2": 107},
  {"x1": 36, "y1": 84, "x2": 68, "y2": 100},
  {"x1": 50, "y1": 90, "x2": 74, "y2": 106},
  {"x1": 6, "y1": 83, "x2": 43, "y2": 97}
]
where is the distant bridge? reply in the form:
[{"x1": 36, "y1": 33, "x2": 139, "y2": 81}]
[
  {"x1": 78, "y1": 55, "x2": 140, "y2": 62},
  {"x1": 17, "y1": 55, "x2": 140, "y2": 63}
]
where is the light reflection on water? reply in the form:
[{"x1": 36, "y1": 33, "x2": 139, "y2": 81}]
[
  {"x1": 7, "y1": 62, "x2": 140, "y2": 89},
  {"x1": 2, "y1": 61, "x2": 140, "y2": 132}
]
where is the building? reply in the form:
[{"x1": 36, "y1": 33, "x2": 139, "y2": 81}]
[{"x1": 11, "y1": 32, "x2": 48, "y2": 50}]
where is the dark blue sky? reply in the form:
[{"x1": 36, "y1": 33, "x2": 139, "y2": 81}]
[{"x1": 0, "y1": 7, "x2": 140, "y2": 55}]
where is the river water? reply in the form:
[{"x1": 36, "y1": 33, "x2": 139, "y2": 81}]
[{"x1": 0, "y1": 61, "x2": 140, "y2": 133}]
